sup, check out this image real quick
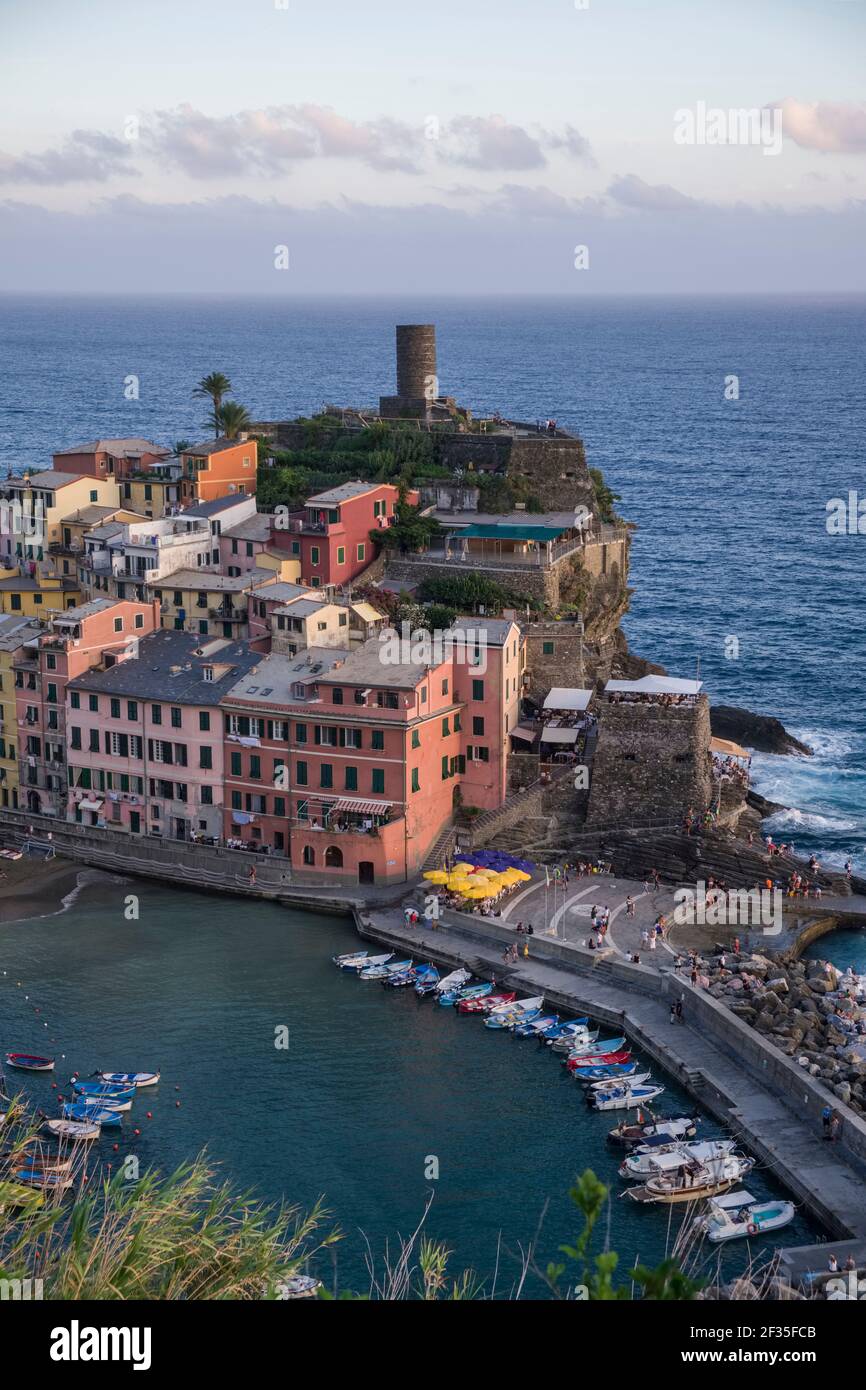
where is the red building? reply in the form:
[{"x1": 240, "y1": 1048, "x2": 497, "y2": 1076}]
[
  {"x1": 274, "y1": 481, "x2": 417, "y2": 589},
  {"x1": 52, "y1": 439, "x2": 171, "y2": 480}
]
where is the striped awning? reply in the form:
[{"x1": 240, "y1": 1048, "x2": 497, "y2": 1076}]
[{"x1": 332, "y1": 797, "x2": 392, "y2": 815}]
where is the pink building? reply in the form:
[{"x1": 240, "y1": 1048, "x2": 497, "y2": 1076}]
[
  {"x1": 219, "y1": 512, "x2": 275, "y2": 574},
  {"x1": 273, "y1": 480, "x2": 418, "y2": 589},
  {"x1": 52, "y1": 439, "x2": 171, "y2": 479},
  {"x1": 15, "y1": 597, "x2": 160, "y2": 818},
  {"x1": 65, "y1": 629, "x2": 259, "y2": 841}
]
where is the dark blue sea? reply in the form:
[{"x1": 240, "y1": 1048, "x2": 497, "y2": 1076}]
[{"x1": 2, "y1": 292, "x2": 863, "y2": 868}]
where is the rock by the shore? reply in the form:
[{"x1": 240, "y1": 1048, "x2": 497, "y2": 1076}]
[{"x1": 711, "y1": 705, "x2": 812, "y2": 757}]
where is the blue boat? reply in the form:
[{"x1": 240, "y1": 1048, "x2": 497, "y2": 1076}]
[
  {"x1": 413, "y1": 966, "x2": 440, "y2": 996},
  {"x1": 439, "y1": 981, "x2": 491, "y2": 1007},
  {"x1": 71, "y1": 1081, "x2": 135, "y2": 1102},
  {"x1": 541, "y1": 1019, "x2": 589, "y2": 1041},
  {"x1": 61, "y1": 1104, "x2": 123, "y2": 1128},
  {"x1": 512, "y1": 1013, "x2": 558, "y2": 1037},
  {"x1": 573, "y1": 1061, "x2": 639, "y2": 1082}
]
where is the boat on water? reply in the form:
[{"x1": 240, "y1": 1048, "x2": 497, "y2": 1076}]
[
  {"x1": 439, "y1": 982, "x2": 492, "y2": 1007},
  {"x1": 541, "y1": 1019, "x2": 591, "y2": 1042},
  {"x1": 384, "y1": 967, "x2": 418, "y2": 988},
  {"x1": 485, "y1": 997, "x2": 544, "y2": 1030},
  {"x1": 2, "y1": 1149, "x2": 72, "y2": 1176},
  {"x1": 561, "y1": 1034, "x2": 621, "y2": 1056},
  {"x1": 435, "y1": 968, "x2": 471, "y2": 995},
  {"x1": 273, "y1": 1275, "x2": 323, "y2": 1300},
  {"x1": 360, "y1": 958, "x2": 411, "y2": 980},
  {"x1": 343, "y1": 952, "x2": 392, "y2": 972},
  {"x1": 458, "y1": 991, "x2": 515, "y2": 1014},
  {"x1": 333, "y1": 949, "x2": 369, "y2": 968},
  {"x1": 414, "y1": 966, "x2": 440, "y2": 995},
  {"x1": 43, "y1": 1118, "x2": 101, "y2": 1141},
  {"x1": 65, "y1": 1092, "x2": 133, "y2": 1112},
  {"x1": 10, "y1": 1168, "x2": 74, "y2": 1194},
  {"x1": 625, "y1": 1151, "x2": 753, "y2": 1204},
  {"x1": 512, "y1": 1013, "x2": 558, "y2": 1038},
  {"x1": 696, "y1": 1189, "x2": 796, "y2": 1243},
  {"x1": 619, "y1": 1139, "x2": 736, "y2": 1180},
  {"x1": 71, "y1": 1081, "x2": 135, "y2": 1102},
  {"x1": 588, "y1": 1070, "x2": 651, "y2": 1091},
  {"x1": 61, "y1": 1104, "x2": 123, "y2": 1128},
  {"x1": 5, "y1": 1053, "x2": 55, "y2": 1073},
  {"x1": 0, "y1": 1179, "x2": 44, "y2": 1212},
  {"x1": 567, "y1": 1049, "x2": 632, "y2": 1070},
  {"x1": 588, "y1": 1083, "x2": 665, "y2": 1112},
  {"x1": 96, "y1": 1072, "x2": 160, "y2": 1088},
  {"x1": 607, "y1": 1115, "x2": 699, "y2": 1147}
]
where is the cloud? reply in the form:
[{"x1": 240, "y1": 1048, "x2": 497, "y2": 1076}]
[
  {"x1": 489, "y1": 183, "x2": 588, "y2": 218},
  {"x1": 440, "y1": 115, "x2": 547, "y2": 171},
  {"x1": 543, "y1": 123, "x2": 596, "y2": 166},
  {"x1": 607, "y1": 173, "x2": 701, "y2": 212},
  {"x1": 778, "y1": 99, "x2": 866, "y2": 154},
  {"x1": 0, "y1": 130, "x2": 136, "y2": 186}
]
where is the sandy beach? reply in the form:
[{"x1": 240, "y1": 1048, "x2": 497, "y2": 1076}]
[{"x1": 0, "y1": 853, "x2": 88, "y2": 924}]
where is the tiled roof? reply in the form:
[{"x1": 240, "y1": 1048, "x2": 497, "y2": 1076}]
[{"x1": 68, "y1": 630, "x2": 259, "y2": 704}]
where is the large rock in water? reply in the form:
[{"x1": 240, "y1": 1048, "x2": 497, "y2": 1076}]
[{"x1": 710, "y1": 706, "x2": 812, "y2": 756}]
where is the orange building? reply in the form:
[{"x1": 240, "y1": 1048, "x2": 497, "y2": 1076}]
[
  {"x1": 52, "y1": 439, "x2": 171, "y2": 480},
  {"x1": 179, "y1": 440, "x2": 258, "y2": 506}
]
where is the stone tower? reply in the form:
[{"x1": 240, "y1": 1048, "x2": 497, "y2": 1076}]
[{"x1": 380, "y1": 324, "x2": 438, "y2": 418}]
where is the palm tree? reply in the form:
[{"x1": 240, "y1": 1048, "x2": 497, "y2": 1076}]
[
  {"x1": 193, "y1": 373, "x2": 233, "y2": 438},
  {"x1": 173, "y1": 439, "x2": 191, "y2": 457},
  {"x1": 218, "y1": 401, "x2": 252, "y2": 438}
]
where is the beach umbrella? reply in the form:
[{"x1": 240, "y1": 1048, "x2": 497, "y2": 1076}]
[
  {"x1": 423, "y1": 870, "x2": 448, "y2": 883},
  {"x1": 469, "y1": 868, "x2": 497, "y2": 881},
  {"x1": 512, "y1": 869, "x2": 532, "y2": 882},
  {"x1": 450, "y1": 861, "x2": 473, "y2": 875}
]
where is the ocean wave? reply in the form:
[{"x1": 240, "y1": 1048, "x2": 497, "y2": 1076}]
[
  {"x1": 765, "y1": 808, "x2": 860, "y2": 834},
  {"x1": 787, "y1": 729, "x2": 857, "y2": 762}
]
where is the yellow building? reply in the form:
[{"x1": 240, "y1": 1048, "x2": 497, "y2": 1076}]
[
  {"x1": 0, "y1": 614, "x2": 42, "y2": 809},
  {"x1": 119, "y1": 473, "x2": 182, "y2": 519},
  {"x1": 0, "y1": 470, "x2": 121, "y2": 570},
  {"x1": 150, "y1": 568, "x2": 275, "y2": 640},
  {"x1": 0, "y1": 567, "x2": 81, "y2": 617}
]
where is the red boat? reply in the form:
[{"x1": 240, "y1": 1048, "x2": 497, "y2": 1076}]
[
  {"x1": 5, "y1": 1053, "x2": 55, "y2": 1073},
  {"x1": 459, "y1": 991, "x2": 516, "y2": 1015},
  {"x1": 567, "y1": 1050, "x2": 631, "y2": 1071}
]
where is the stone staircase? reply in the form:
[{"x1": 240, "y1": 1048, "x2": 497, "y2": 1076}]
[{"x1": 422, "y1": 823, "x2": 458, "y2": 872}]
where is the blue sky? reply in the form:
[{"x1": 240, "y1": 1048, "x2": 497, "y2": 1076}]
[{"x1": 1, "y1": 0, "x2": 865, "y2": 291}]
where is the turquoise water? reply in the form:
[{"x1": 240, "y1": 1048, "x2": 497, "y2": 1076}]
[
  {"x1": 804, "y1": 929, "x2": 866, "y2": 976},
  {"x1": 0, "y1": 876, "x2": 819, "y2": 1294}
]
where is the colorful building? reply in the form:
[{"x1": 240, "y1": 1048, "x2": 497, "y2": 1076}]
[
  {"x1": 150, "y1": 568, "x2": 276, "y2": 640},
  {"x1": 52, "y1": 439, "x2": 171, "y2": 480},
  {"x1": 14, "y1": 597, "x2": 160, "y2": 818},
  {"x1": 0, "y1": 471, "x2": 122, "y2": 569},
  {"x1": 65, "y1": 630, "x2": 259, "y2": 840},
  {"x1": 0, "y1": 568, "x2": 81, "y2": 617},
  {"x1": 0, "y1": 615, "x2": 42, "y2": 810},
  {"x1": 274, "y1": 480, "x2": 414, "y2": 589},
  {"x1": 178, "y1": 440, "x2": 258, "y2": 506}
]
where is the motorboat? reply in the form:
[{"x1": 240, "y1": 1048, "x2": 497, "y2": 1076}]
[
  {"x1": 95, "y1": 1072, "x2": 160, "y2": 1088},
  {"x1": 625, "y1": 1151, "x2": 754, "y2": 1203},
  {"x1": 619, "y1": 1139, "x2": 736, "y2": 1180},
  {"x1": 607, "y1": 1115, "x2": 700, "y2": 1147},
  {"x1": 696, "y1": 1189, "x2": 796, "y2": 1242},
  {"x1": 360, "y1": 958, "x2": 411, "y2": 980},
  {"x1": 588, "y1": 1083, "x2": 665, "y2": 1112}
]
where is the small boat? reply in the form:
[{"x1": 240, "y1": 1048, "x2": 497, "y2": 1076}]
[
  {"x1": 360, "y1": 958, "x2": 411, "y2": 980},
  {"x1": 344, "y1": 952, "x2": 392, "y2": 972},
  {"x1": 589, "y1": 1070, "x2": 651, "y2": 1091},
  {"x1": 512, "y1": 1013, "x2": 559, "y2": 1038},
  {"x1": 10, "y1": 1169, "x2": 73, "y2": 1194},
  {"x1": 488, "y1": 995, "x2": 543, "y2": 1017},
  {"x1": 551, "y1": 1029, "x2": 599, "y2": 1053},
  {"x1": 333, "y1": 949, "x2": 368, "y2": 968},
  {"x1": 384, "y1": 968, "x2": 417, "y2": 988},
  {"x1": 71, "y1": 1081, "x2": 135, "y2": 1102},
  {"x1": 440, "y1": 982, "x2": 493, "y2": 1008},
  {"x1": 65, "y1": 1093, "x2": 133, "y2": 1112},
  {"x1": 608, "y1": 1115, "x2": 699, "y2": 1148},
  {"x1": 502, "y1": 1008, "x2": 542, "y2": 1032},
  {"x1": 588, "y1": 1083, "x2": 665, "y2": 1112},
  {"x1": 2, "y1": 1150, "x2": 72, "y2": 1175},
  {"x1": 0, "y1": 1179, "x2": 44, "y2": 1212},
  {"x1": 414, "y1": 966, "x2": 440, "y2": 995},
  {"x1": 484, "y1": 996, "x2": 543, "y2": 1030},
  {"x1": 564, "y1": 1035, "x2": 624, "y2": 1057},
  {"x1": 272, "y1": 1274, "x2": 323, "y2": 1300},
  {"x1": 96, "y1": 1072, "x2": 160, "y2": 1088},
  {"x1": 459, "y1": 991, "x2": 515, "y2": 1015},
  {"x1": 5, "y1": 1053, "x2": 55, "y2": 1073},
  {"x1": 697, "y1": 1189, "x2": 796, "y2": 1243},
  {"x1": 43, "y1": 1118, "x2": 100, "y2": 1141},
  {"x1": 626, "y1": 1152, "x2": 753, "y2": 1204},
  {"x1": 567, "y1": 1049, "x2": 632, "y2": 1070},
  {"x1": 542, "y1": 1019, "x2": 590, "y2": 1042},
  {"x1": 61, "y1": 1104, "x2": 123, "y2": 1128},
  {"x1": 620, "y1": 1139, "x2": 737, "y2": 1180},
  {"x1": 435, "y1": 969, "x2": 471, "y2": 995}
]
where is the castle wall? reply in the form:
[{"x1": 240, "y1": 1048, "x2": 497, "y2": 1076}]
[{"x1": 585, "y1": 696, "x2": 713, "y2": 827}]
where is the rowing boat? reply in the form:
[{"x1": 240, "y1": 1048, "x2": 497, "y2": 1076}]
[
  {"x1": 588, "y1": 1070, "x2": 651, "y2": 1091},
  {"x1": 61, "y1": 1104, "x2": 122, "y2": 1128},
  {"x1": 587, "y1": 1083, "x2": 665, "y2": 1112},
  {"x1": 458, "y1": 991, "x2": 515, "y2": 1014},
  {"x1": 9, "y1": 1169, "x2": 74, "y2": 1194},
  {"x1": 5, "y1": 1053, "x2": 55, "y2": 1072},
  {"x1": 360, "y1": 958, "x2": 411, "y2": 980},
  {"x1": 567, "y1": 1050, "x2": 632, "y2": 1070},
  {"x1": 96, "y1": 1072, "x2": 160, "y2": 1088},
  {"x1": 0, "y1": 1180, "x2": 44, "y2": 1212},
  {"x1": 71, "y1": 1081, "x2": 135, "y2": 1102},
  {"x1": 43, "y1": 1119, "x2": 100, "y2": 1141}
]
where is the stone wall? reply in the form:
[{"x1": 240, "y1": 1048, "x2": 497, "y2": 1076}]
[
  {"x1": 438, "y1": 434, "x2": 594, "y2": 512},
  {"x1": 524, "y1": 620, "x2": 585, "y2": 698},
  {"x1": 586, "y1": 696, "x2": 713, "y2": 826},
  {"x1": 507, "y1": 752, "x2": 540, "y2": 790}
]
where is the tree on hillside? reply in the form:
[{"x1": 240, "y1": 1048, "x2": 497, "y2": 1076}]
[
  {"x1": 217, "y1": 401, "x2": 253, "y2": 439},
  {"x1": 194, "y1": 372, "x2": 233, "y2": 438}
]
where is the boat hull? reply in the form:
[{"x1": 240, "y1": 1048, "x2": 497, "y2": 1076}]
[{"x1": 5, "y1": 1053, "x2": 55, "y2": 1072}]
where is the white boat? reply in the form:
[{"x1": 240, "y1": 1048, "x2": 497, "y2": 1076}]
[
  {"x1": 360, "y1": 958, "x2": 411, "y2": 980},
  {"x1": 589, "y1": 1083, "x2": 665, "y2": 1112},
  {"x1": 551, "y1": 1029, "x2": 599, "y2": 1052},
  {"x1": 626, "y1": 1151, "x2": 753, "y2": 1204},
  {"x1": 96, "y1": 1072, "x2": 160, "y2": 1088},
  {"x1": 697, "y1": 1189, "x2": 797, "y2": 1243},
  {"x1": 565, "y1": 1034, "x2": 623, "y2": 1057},
  {"x1": 619, "y1": 1138, "x2": 736, "y2": 1180},
  {"x1": 435, "y1": 968, "x2": 471, "y2": 994},
  {"x1": 590, "y1": 1071, "x2": 651, "y2": 1093},
  {"x1": 608, "y1": 1115, "x2": 699, "y2": 1147},
  {"x1": 343, "y1": 952, "x2": 392, "y2": 972},
  {"x1": 43, "y1": 1118, "x2": 101, "y2": 1141},
  {"x1": 334, "y1": 949, "x2": 368, "y2": 967},
  {"x1": 68, "y1": 1094, "x2": 134, "y2": 1113},
  {"x1": 488, "y1": 995, "x2": 543, "y2": 1017},
  {"x1": 272, "y1": 1275, "x2": 323, "y2": 1299}
]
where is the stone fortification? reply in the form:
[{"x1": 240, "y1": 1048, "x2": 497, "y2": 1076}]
[{"x1": 585, "y1": 696, "x2": 713, "y2": 826}]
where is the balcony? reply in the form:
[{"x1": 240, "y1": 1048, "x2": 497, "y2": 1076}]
[{"x1": 209, "y1": 607, "x2": 247, "y2": 622}]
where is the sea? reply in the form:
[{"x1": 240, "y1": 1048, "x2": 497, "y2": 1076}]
[{"x1": 2, "y1": 292, "x2": 863, "y2": 870}]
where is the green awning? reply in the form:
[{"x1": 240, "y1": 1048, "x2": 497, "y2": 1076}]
[{"x1": 446, "y1": 524, "x2": 566, "y2": 542}]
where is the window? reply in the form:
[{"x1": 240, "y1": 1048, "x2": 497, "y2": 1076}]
[
  {"x1": 70, "y1": 691, "x2": 80, "y2": 709},
  {"x1": 295, "y1": 723, "x2": 308, "y2": 744},
  {"x1": 442, "y1": 755, "x2": 450, "y2": 780},
  {"x1": 134, "y1": 613, "x2": 144, "y2": 630},
  {"x1": 441, "y1": 717, "x2": 450, "y2": 737},
  {"x1": 89, "y1": 490, "x2": 98, "y2": 502},
  {"x1": 201, "y1": 785, "x2": 213, "y2": 805},
  {"x1": 249, "y1": 755, "x2": 261, "y2": 779},
  {"x1": 46, "y1": 654, "x2": 56, "y2": 671},
  {"x1": 114, "y1": 617, "x2": 123, "y2": 633},
  {"x1": 320, "y1": 764, "x2": 333, "y2": 789},
  {"x1": 89, "y1": 729, "x2": 100, "y2": 752},
  {"x1": 472, "y1": 716, "x2": 485, "y2": 736},
  {"x1": 127, "y1": 702, "x2": 138, "y2": 721},
  {"x1": 441, "y1": 678, "x2": 449, "y2": 695},
  {"x1": 47, "y1": 683, "x2": 58, "y2": 704},
  {"x1": 274, "y1": 796, "x2": 286, "y2": 817},
  {"x1": 151, "y1": 704, "x2": 162, "y2": 724},
  {"x1": 89, "y1": 694, "x2": 99, "y2": 713},
  {"x1": 371, "y1": 768, "x2": 385, "y2": 794},
  {"x1": 411, "y1": 767, "x2": 420, "y2": 793},
  {"x1": 110, "y1": 698, "x2": 121, "y2": 719},
  {"x1": 371, "y1": 730, "x2": 384, "y2": 750},
  {"x1": 171, "y1": 707, "x2": 182, "y2": 728},
  {"x1": 70, "y1": 727, "x2": 82, "y2": 750},
  {"x1": 231, "y1": 791, "x2": 242, "y2": 810},
  {"x1": 325, "y1": 845, "x2": 343, "y2": 869},
  {"x1": 332, "y1": 688, "x2": 343, "y2": 705},
  {"x1": 411, "y1": 728, "x2": 420, "y2": 749},
  {"x1": 357, "y1": 543, "x2": 365, "y2": 562},
  {"x1": 337, "y1": 547, "x2": 345, "y2": 565},
  {"x1": 230, "y1": 752, "x2": 242, "y2": 776},
  {"x1": 303, "y1": 845, "x2": 315, "y2": 866},
  {"x1": 295, "y1": 761, "x2": 308, "y2": 786},
  {"x1": 10, "y1": 595, "x2": 21, "y2": 611},
  {"x1": 199, "y1": 711, "x2": 210, "y2": 731},
  {"x1": 310, "y1": 546, "x2": 320, "y2": 566},
  {"x1": 344, "y1": 766, "x2": 358, "y2": 791},
  {"x1": 472, "y1": 679, "x2": 484, "y2": 700},
  {"x1": 542, "y1": 641, "x2": 555, "y2": 656},
  {"x1": 200, "y1": 746, "x2": 212, "y2": 770},
  {"x1": 454, "y1": 712, "x2": 461, "y2": 732}
]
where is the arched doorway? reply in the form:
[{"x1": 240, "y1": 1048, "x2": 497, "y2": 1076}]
[
  {"x1": 26, "y1": 790, "x2": 42, "y2": 815},
  {"x1": 325, "y1": 845, "x2": 343, "y2": 869}
]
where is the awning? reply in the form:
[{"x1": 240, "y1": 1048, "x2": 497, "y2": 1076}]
[
  {"x1": 446, "y1": 524, "x2": 567, "y2": 542},
  {"x1": 543, "y1": 687, "x2": 592, "y2": 712},
  {"x1": 540, "y1": 726, "x2": 578, "y2": 744},
  {"x1": 606, "y1": 675, "x2": 703, "y2": 695},
  {"x1": 710, "y1": 736, "x2": 750, "y2": 759},
  {"x1": 332, "y1": 797, "x2": 392, "y2": 815},
  {"x1": 711, "y1": 1189, "x2": 757, "y2": 1210},
  {"x1": 511, "y1": 725, "x2": 538, "y2": 742},
  {"x1": 78, "y1": 798, "x2": 104, "y2": 812},
  {"x1": 351, "y1": 601, "x2": 384, "y2": 623}
]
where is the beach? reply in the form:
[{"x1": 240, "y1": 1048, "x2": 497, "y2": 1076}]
[{"x1": 0, "y1": 853, "x2": 90, "y2": 924}]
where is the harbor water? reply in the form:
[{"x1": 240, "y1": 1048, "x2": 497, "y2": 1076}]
[{"x1": 0, "y1": 875, "x2": 819, "y2": 1294}]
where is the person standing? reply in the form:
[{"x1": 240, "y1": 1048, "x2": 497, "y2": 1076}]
[{"x1": 822, "y1": 1104, "x2": 832, "y2": 1140}]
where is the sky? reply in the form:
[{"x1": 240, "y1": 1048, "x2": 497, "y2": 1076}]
[{"x1": 1, "y1": 0, "x2": 865, "y2": 292}]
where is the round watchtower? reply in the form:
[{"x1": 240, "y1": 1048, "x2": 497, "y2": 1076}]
[{"x1": 396, "y1": 324, "x2": 437, "y2": 401}]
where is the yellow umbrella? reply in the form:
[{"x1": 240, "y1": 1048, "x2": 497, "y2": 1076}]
[
  {"x1": 468, "y1": 868, "x2": 497, "y2": 881},
  {"x1": 465, "y1": 887, "x2": 492, "y2": 899},
  {"x1": 512, "y1": 869, "x2": 532, "y2": 882},
  {"x1": 450, "y1": 861, "x2": 473, "y2": 875},
  {"x1": 423, "y1": 870, "x2": 448, "y2": 883}
]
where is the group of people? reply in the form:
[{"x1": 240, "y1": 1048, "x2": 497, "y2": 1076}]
[
  {"x1": 711, "y1": 754, "x2": 751, "y2": 790},
  {"x1": 682, "y1": 807, "x2": 716, "y2": 836},
  {"x1": 607, "y1": 691, "x2": 696, "y2": 707}
]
